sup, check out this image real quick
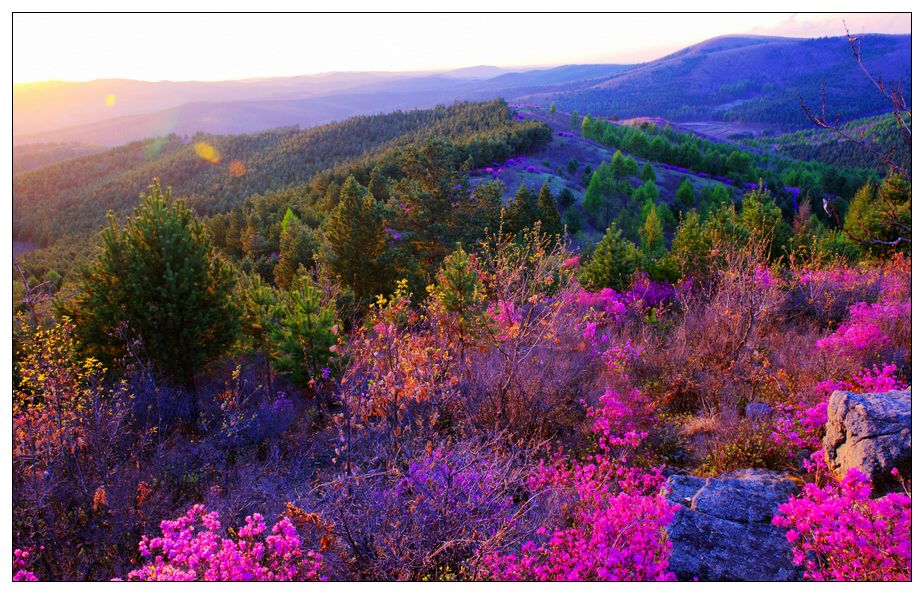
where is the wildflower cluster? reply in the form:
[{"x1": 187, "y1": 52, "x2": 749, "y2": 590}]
[
  {"x1": 127, "y1": 505, "x2": 325, "y2": 581},
  {"x1": 773, "y1": 463, "x2": 911, "y2": 581},
  {"x1": 13, "y1": 548, "x2": 38, "y2": 582}
]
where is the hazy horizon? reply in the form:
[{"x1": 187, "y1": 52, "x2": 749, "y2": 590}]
[{"x1": 13, "y1": 12, "x2": 910, "y2": 85}]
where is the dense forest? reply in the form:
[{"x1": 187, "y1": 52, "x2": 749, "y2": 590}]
[
  {"x1": 545, "y1": 35, "x2": 911, "y2": 127},
  {"x1": 749, "y1": 112, "x2": 912, "y2": 175},
  {"x1": 13, "y1": 100, "x2": 549, "y2": 245},
  {"x1": 11, "y1": 29, "x2": 913, "y2": 583}
]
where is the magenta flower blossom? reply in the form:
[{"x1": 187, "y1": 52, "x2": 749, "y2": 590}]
[
  {"x1": 127, "y1": 505, "x2": 325, "y2": 581},
  {"x1": 773, "y1": 466, "x2": 911, "y2": 581}
]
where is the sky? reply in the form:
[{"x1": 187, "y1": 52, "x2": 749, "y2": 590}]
[{"x1": 12, "y1": 12, "x2": 911, "y2": 84}]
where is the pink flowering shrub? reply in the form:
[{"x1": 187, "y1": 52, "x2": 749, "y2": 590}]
[
  {"x1": 773, "y1": 462, "x2": 911, "y2": 581},
  {"x1": 815, "y1": 300, "x2": 910, "y2": 365},
  {"x1": 587, "y1": 388, "x2": 650, "y2": 457},
  {"x1": 816, "y1": 301, "x2": 902, "y2": 352},
  {"x1": 487, "y1": 299, "x2": 522, "y2": 340},
  {"x1": 769, "y1": 400, "x2": 828, "y2": 457},
  {"x1": 127, "y1": 505, "x2": 324, "y2": 581},
  {"x1": 13, "y1": 548, "x2": 38, "y2": 582},
  {"x1": 482, "y1": 387, "x2": 677, "y2": 581},
  {"x1": 815, "y1": 363, "x2": 908, "y2": 398},
  {"x1": 752, "y1": 264, "x2": 777, "y2": 288},
  {"x1": 569, "y1": 287, "x2": 627, "y2": 320},
  {"x1": 483, "y1": 481, "x2": 676, "y2": 580}
]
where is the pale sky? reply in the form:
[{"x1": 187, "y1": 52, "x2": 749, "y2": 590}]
[{"x1": 12, "y1": 12, "x2": 911, "y2": 84}]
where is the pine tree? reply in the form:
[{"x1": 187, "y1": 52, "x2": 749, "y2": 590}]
[
  {"x1": 367, "y1": 164, "x2": 391, "y2": 202},
  {"x1": 620, "y1": 155, "x2": 639, "y2": 179},
  {"x1": 431, "y1": 246, "x2": 486, "y2": 342},
  {"x1": 640, "y1": 162, "x2": 656, "y2": 182},
  {"x1": 274, "y1": 212, "x2": 317, "y2": 289},
  {"x1": 65, "y1": 180, "x2": 240, "y2": 420},
  {"x1": 611, "y1": 150, "x2": 624, "y2": 168},
  {"x1": 238, "y1": 271, "x2": 282, "y2": 391},
  {"x1": 844, "y1": 174, "x2": 911, "y2": 255},
  {"x1": 324, "y1": 175, "x2": 387, "y2": 299},
  {"x1": 549, "y1": 102, "x2": 557, "y2": 114},
  {"x1": 675, "y1": 178, "x2": 696, "y2": 212},
  {"x1": 571, "y1": 110, "x2": 581, "y2": 130},
  {"x1": 505, "y1": 184, "x2": 540, "y2": 235},
  {"x1": 671, "y1": 210, "x2": 710, "y2": 276},
  {"x1": 557, "y1": 187, "x2": 576, "y2": 209},
  {"x1": 741, "y1": 185, "x2": 791, "y2": 259},
  {"x1": 391, "y1": 139, "x2": 472, "y2": 276},
  {"x1": 268, "y1": 274, "x2": 339, "y2": 386},
  {"x1": 583, "y1": 171, "x2": 604, "y2": 222},
  {"x1": 537, "y1": 182, "x2": 564, "y2": 237},
  {"x1": 639, "y1": 203, "x2": 666, "y2": 256},
  {"x1": 580, "y1": 224, "x2": 640, "y2": 291}
]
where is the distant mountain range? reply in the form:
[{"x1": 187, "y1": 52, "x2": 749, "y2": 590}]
[{"x1": 13, "y1": 34, "x2": 910, "y2": 147}]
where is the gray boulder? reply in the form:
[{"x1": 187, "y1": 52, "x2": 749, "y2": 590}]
[
  {"x1": 823, "y1": 389, "x2": 911, "y2": 493},
  {"x1": 664, "y1": 469, "x2": 800, "y2": 581}
]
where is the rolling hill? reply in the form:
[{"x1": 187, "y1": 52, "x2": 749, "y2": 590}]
[
  {"x1": 539, "y1": 34, "x2": 911, "y2": 127},
  {"x1": 12, "y1": 100, "x2": 551, "y2": 246},
  {"x1": 13, "y1": 65, "x2": 626, "y2": 146},
  {"x1": 15, "y1": 34, "x2": 909, "y2": 148}
]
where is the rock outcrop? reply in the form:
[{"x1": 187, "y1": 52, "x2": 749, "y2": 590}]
[
  {"x1": 664, "y1": 469, "x2": 800, "y2": 581},
  {"x1": 823, "y1": 389, "x2": 911, "y2": 493}
]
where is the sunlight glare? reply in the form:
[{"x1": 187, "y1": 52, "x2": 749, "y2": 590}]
[{"x1": 194, "y1": 142, "x2": 221, "y2": 164}]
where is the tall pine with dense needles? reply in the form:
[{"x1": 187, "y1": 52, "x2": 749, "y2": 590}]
[
  {"x1": 64, "y1": 180, "x2": 240, "y2": 406},
  {"x1": 324, "y1": 176, "x2": 388, "y2": 300}
]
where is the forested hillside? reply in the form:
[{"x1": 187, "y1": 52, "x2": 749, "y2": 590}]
[
  {"x1": 13, "y1": 142, "x2": 105, "y2": 174},
  {"x1": 12, "y1": 30, "x2": 913, "y2": 584},
  {"x1": 541, "y1": 35, "x2": 910, "y2": 126},
  {"x1": 749, "y1": 113, "x2": 912, "y2": 174},
  {"x1": 13, "y1": 100, "x2": 550, "y2": 245}
]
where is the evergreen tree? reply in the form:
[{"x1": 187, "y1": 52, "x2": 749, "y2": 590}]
[
  {"x1": 274, "y1": 214, "x2": 317, "y2": 289},
  {"x1": 549, "y1": 102, "x2": 557, "y2": 114},
  {"x1": 324, "y1": 175, "x2": 387, "y2": 299},
  {"x1": 611, "y1": 150, "x2": 624, "y2": 172},
  {"x1": 671, "y1": 210, "x2": 710, "y2": 277},
  {"x1": 639, "y1": 203, "x2": 666, "y2": 256},
  {"x1": 537, "y1": 182, "x2": 564, "y2": 237},
  {"x1": 704, "y1": 201, "x2": 748, "y2": 249},
  {"x1": 741, "y1": 186, "x2": 791, "y2": 259},
  {"x1": 470, "y1": 180, "x2": 504, "y2": 237},
  {"x1": 580, "y1": 224, "x2": 640, "y2": 291},
  {"x1": 65, "y1": 180, "x2": 240, "y2": 418},
  {"x1": 844, "y1": 174, "x2": 911, "y2": 256},
  {"x1": 238, "y1": 271, "x2": 283, "y2": 391},
  {"x1": 367, "y1": 164, "x2": 391, "y2": 201},
  {"x1": 557, "y1": 187, "x2": 576, "y2": 209},
  {"x1": 563, "y1": 205, "x2": 583, "y2": 234},
  {"x1": 640, "y1": 162, "x2": 656, "y2": 182},
  {"x1": 431, "y1": 246, "x2": 486, "y2": 342},
  {"x1": 675, "y1": 178, "x2": 696, "y2": 212},
  {"x1": 391, "y1": 139, "x2": 474, "y2": 277},
  {"x1": 505, "y1": 184, "x2": 540, "y2": 235},
  {"x1": 583, "y1": 171, "x2": 604, "y2": 223},
  {"x1": 571, "y1": 110, "x2": 581, "y2": 130},
  {"x1": 620, "y1": 155, "x2": 639, "y2": 179},
  {"x1": 268, "y1": 274, "x2": 339, "y2": 386}
]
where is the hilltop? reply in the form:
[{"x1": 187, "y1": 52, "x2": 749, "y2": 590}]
[{"x1": 13, "y1": 33, "x2": 910, "y2": 147}]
